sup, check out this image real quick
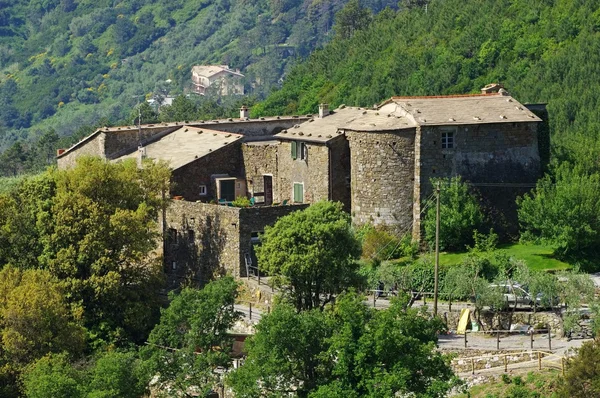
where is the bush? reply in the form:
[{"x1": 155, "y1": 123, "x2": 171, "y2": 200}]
[
  {"x1": 232, "y1": 196, "x2": 251, "y2": 207},
  {"x1": 423, "y1": 177, "x2": 485, "y2": 251},
  {"x1": 360, "y1": 225, "x2": 417, "y2": 260}
]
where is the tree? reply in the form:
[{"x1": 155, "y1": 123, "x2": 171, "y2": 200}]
[
  {"x1": 228, "y1": 292, "x2": 455, "y2": 397},
  {"x1": 561, "y1": 339, "x2": 600, "y2": 398},
  {"x1": 86, "y1": 350, "x2": 148, "y2": 398},
  {"x1": 334, "y1": 0, "x2": 372, "y2": 40},
  {"x1": 0, "y1": 266, "x2": 86, "y2": 395},
  {"x1": 423, "y1": 177, "x2": 485, "y2": 251},
  {"x1": 0, "y1": 267, "x2": 86, "y2": 368},
  {"x1": 159, "y1": 95, "x2": 198, "y2": 122},
  {"x1": 141, "y1": 277, "x2": 241, "y2": 397},
  {"x1": 0, "y1": 157, "x2": 171, "y2": 345},
  {"x1": 22, "y1": 353, "x2": 84, "y2": 398},
  {"x1": 257, "y1": 201, "x2": 362, "y2": 311},
  {"x1": 518, "y1": 163, "x2": 600, "y2": 255}
]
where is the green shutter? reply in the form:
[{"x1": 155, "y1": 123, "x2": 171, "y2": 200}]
[
  {"x1": 291, "y1": 141, "x2": 297, "y2": 159},
  {"x1": 294, "y1": 183, "x2": 303, "y2": 203}
]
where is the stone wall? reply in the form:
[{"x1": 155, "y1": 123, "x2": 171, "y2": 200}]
[
  {"x1": 163, "y1": 201, "x2": 308, "y2": 286},
  {"x1": 56, "y1": 133, "x2": 105, "y2": 169},
  {"x1": 164, "y1": 201, "x2": 241, "y2": 287},
  {"x1": 171, "y1": 142, "x2": 243, "y2": 202},
  {"x1": 443, "y1": 309, "x2": 563, "y2": 336},
  {"x1": 416, "y1": 122, "x2": 540, "y2": 237},
  {"x1": 198, "y1": 118, "x2": 308, "y2": 137},
  {"x1": 242, "y1": 142, "x2": 280, "y2": 204},
  {"x1": 347, "y1": 128, "x2": 417, "y2": 231},
  {"x1": 329, "y1": 136, "x2": 351, "y2": 211},
  {"x1": 104, "y1": 126, "x2": 179, "y2": 159},
  {"x1": 277, "y1": 140, "x2": 330, "y2": 204}
]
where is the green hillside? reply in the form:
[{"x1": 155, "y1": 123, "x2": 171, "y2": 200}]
[
  {"x1": 256, "y1": 0, "x2": 600, "y2": 164},
  {"x1": 0, "y1": 0, "x2": 398, "y2": 152}
]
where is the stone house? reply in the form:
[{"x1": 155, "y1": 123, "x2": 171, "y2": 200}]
[
  {"x1": 56, "y1": 85, "x2": 546, "y2": 280},
  {"x1": 191, "y1": 65, "x2": 244, "y2": 96}
]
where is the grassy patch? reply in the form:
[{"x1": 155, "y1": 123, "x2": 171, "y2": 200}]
[
  {"x1": 438, "y1": 243, "x2": 572, "y2": 272},
  {"x1": 455, "y1": 370, "x2": 563, "y2": 398}
]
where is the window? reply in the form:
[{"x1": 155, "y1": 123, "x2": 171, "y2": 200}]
[
  {"x1": 293, "y1": 183, "x2": 304, "y2": 203},
  {"x1": 188, "y1": 229, "x2": 195, "y2": 243},
  {"x1": 441, "y1": 132, "x2": 454, "y2": 149},
  {"x1": 168, "y1": 228, "x2": 178, "y2": 244},
  {"x1": 291, "y1": 141, "x2": 307, "y2": 160},
  {"x1": 199, "y1": 185, "x2": 207, "y2": 196},
  {"x1": 299, "y1": 142, "x2": 307, "y2": 160}
]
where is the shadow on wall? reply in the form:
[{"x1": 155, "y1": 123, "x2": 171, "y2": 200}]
[{"x1": 167, "y1": 213, "x2": 228, "y2": 288}]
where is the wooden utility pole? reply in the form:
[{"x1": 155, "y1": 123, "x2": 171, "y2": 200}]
[{"x1": 434, "y1": 181, "x2": 440, "y2": 316}]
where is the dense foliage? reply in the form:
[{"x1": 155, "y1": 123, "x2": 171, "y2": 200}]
[
  {"x1": 0, "y1": 0, "x2": 399, "y2": 156},
  {"x1": 141, "y1": 277, "x2": 241, "y2": 397},
  {"x1": 423, "y1": 177, "x2": 486, "y2": 251},
  {"x1": 257, "y1": 201, "x2": 362, "y2": 311},
  {"x1": 228, "y1": 292, "x2": 455, "y2": 397}
]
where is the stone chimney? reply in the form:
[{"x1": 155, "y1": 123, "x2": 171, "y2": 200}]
[
  {"x1": 319, "y1": 103, "x2": 329, "y2": 118},
  {"x1": 481, "y1": 83, "x2": 505, "y2": 94},
  {"x1": 240, "y1": 106, "x2": 249, "y2": 119}
]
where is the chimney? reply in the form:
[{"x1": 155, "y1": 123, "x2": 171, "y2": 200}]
[
  {"x1": 319, "y1": 103, "x2": 329, "y2": 118},
  {"x1": 481, "y1": 83, "x2": 504, "y2": 94},
  {"x1": 240, "y1": 106, "x2": 249, "y2": 119},
  {"x1": 56, "y1": 148, "x2": 65, "y2": 156}
]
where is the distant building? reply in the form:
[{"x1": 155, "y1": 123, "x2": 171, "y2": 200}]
[
  {"x1": 56, "y1": 85, "x2": 546, "y2": 284},
  {"x1": 191, "y1": 65, "x2": 244, "y2": 96}
]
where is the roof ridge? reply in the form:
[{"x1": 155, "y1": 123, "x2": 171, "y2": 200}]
[{"x1": 391, "y1": 93, "x2": 501, "y2": 100}]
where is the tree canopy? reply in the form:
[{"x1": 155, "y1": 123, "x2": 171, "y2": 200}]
[
  {"x1": 257, "y1": 201, "x2": 362, "y2": 311},
  {"x1": 228, "y1": 292, "x2": 455, "y2": 397},
  {"x1": 141, "y1": 277, "x2": 241, "y2": 397}
]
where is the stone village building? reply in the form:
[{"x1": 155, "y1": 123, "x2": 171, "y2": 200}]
[{"x1": 56, "y1": 85, "x2": 547, "y2": 285}]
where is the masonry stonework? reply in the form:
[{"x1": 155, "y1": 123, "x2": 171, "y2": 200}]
[
  {"x1": 172, "y1": 142, "x2": 242, "y2": 202},
  {"x1": 416, "y1": 122, "x2": 540, "y2": 236},
  {"x1": 163, "y1": 201, "x2": 308, "y2": 285},
  {"x1": 347, "y1": 128, "x2": 417, "y2": 231},
  {"x1": 242, "y1": 142, "x2": 280, "y2": 204},
  {"x1": 277, "y1": 141, "x2": 330, "y2": 204}
]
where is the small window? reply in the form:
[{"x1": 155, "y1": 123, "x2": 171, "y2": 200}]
[
  {"x1": 441, "y1": 132, "x2": 454, "y2": 149},
  {"x1": 291, "y1": 141, "x2": 297, "y2": 159},
  {"x1": 188, "y1": 229, "x2": 195, "y2": 243},
  {"x1": 293, "y1": 183, "x2": 304, "y2": 203},
  {"x1": 299, "y1": 142, "x2": 308, "y2": 160},
  {"x1": 199, "y1": 185, "x2": 207, "y2": 196}
]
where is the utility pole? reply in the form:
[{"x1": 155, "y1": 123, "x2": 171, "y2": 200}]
[{"x1": 433, "y1": 180, "x2": 440, "y2": 316}]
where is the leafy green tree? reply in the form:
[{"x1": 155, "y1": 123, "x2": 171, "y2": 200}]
[
  {"x1": 159, "y1": 95, "x2": 198, "y2": 122},
  {"x1": 228, "y1": 292, "x2": 455, "y2": 397},
  {"x1": 86, "y1": 350, "x2": 148, "y2": 398},
  {"x1": 424, "y1": 177, "x2": 485, "y2": 251},
  {"x1": 22, "y1": 353, "x2": 84, "y2": 398},
  {"x1": 228, "y1": 303, "x2": 333, "y2": 397},
  {"x1": 141, "y1": 277, "x2": 241, "y2": 397},
  {"x1": 334, "y1": 0, "x2": 372, "y2": 40},
  {"x1": 0, "y1": 157, "x2": 171, "y2": 345},
  {"x1": 129, "y1": 101, "x2": 159, "y2": 125},
  {"x1": 561, "y1": 339, "x2": 600, "y2": 398},
  {"x1": 518, "y1": 163, "x2": 600, "y2": 255},
  {"x1": 0, "y1": 266, "x2": 86, "y2": 368},
  {"x1": 0, "y1": 266, "x2": 86, "y2": 396},
  {"x1": 257, "y1": 201, "x2": 362, "y2": 311}
]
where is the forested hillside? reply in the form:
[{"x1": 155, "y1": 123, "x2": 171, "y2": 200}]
[
  {"x1": 257, "y1": 0, "x2": 600, "y2": 163},
  {"x1": 0, "y1": 0, "x2": 398, "y2": 152}
]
